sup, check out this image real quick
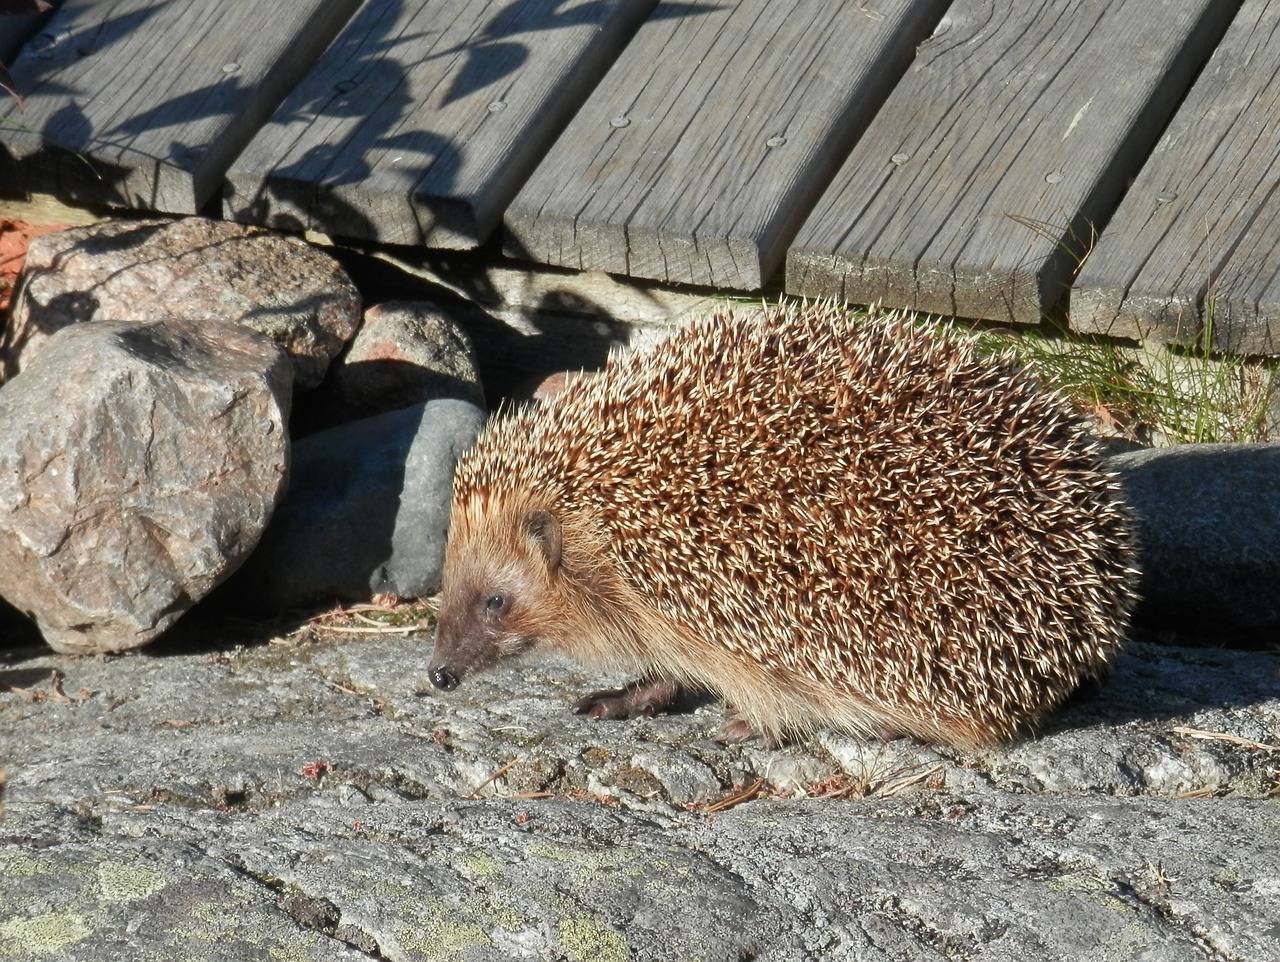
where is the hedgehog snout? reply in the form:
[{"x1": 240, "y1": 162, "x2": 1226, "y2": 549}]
[{"x1": 429, "y1": 665, "x2": 460, "y2": 691}]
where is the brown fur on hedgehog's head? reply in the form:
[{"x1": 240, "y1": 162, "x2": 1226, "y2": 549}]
[
  {"x1": 427, "y1": 492, "x2": 561, "y2": 691},
  {"x1": 428, "y1": 474, "x2": 655, "y2": 693}
]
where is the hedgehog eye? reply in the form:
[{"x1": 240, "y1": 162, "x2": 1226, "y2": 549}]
[{"x1": 483, "y1": 594, "x2": 508, "y2": 616}]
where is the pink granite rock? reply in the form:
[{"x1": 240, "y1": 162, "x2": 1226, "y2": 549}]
[
  {"x1": 297, "y1": 300, "x2": 483, "y2": 435},
  {"x1": 3, "y1": 217, "x2": 360, "y2": 388}
]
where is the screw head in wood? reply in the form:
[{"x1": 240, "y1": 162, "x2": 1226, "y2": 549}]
[
  {"x1": 610, "y1": 116, "x2": 631, "y2": 128},
  {"x1": 890, "y1": 152, "x2": 911, "y2": 165}
]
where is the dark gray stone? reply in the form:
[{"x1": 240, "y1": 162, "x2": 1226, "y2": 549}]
[
  {"x1": 4, "y1": 217, "x2": 361, "y2": 389},
  {"x1": 227, "y1": 397, "x2": 486, "y2": 611},
  {"x1": 1109, "y1": 443, "x2": 1280, "y2": 639},
  {"x1": 0, "y1": 319, "x2": 290, "y2": 654}
]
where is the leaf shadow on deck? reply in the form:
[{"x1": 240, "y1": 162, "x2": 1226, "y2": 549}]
[
  {"x1": 217, "y1": 0, "x2": 722, "y2": 248},
  {"x1": 0, "y1": 102, "x2": 137, "y2": 208},
  {"x1": 0, "y1": 0, "x2": 174, "y2": 202},
  {"x1": 4, "y1": 0, "x2": 728, "y2": 379},
  {"x1": 436, "y1": 0, "x2": 715, "y2": 107}
]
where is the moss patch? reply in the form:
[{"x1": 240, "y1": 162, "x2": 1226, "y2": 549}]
[
  {"x1": 557, "y1": 914, "x2": 629, "y2": 962},
  {"x1": 394, "y1": 899, "x2": 493, "y2": 962},
  {"x1": 0, "y1": 913, "x2": 91, "y2": 956},
  {"x1": 96, "y1": 862, "x2": 167, "y2": 904}
]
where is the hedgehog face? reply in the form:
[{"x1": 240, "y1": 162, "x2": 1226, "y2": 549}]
[{"x1": 428, "y1": 506, "x2": 563, "y2": 692}]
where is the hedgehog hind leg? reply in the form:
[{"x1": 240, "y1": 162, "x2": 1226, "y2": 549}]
[
  {"x1": 575, "y1": 675, "x2": 683, "y2": 720},
  {"x1": 713, "y1": 716, "x2": 789, "y2": 749}
]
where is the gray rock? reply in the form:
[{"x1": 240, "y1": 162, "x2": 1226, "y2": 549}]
[
  {"x1": 4, "y1": 217, "x2": 361, "y2": 389},
  {"x1": 225, "y1": 397, "x2": 486, "y2": 611},
  {"x1": 0, "y1": 319, "x2": 290, "y2": 654},
  {"x1": 0, "y1": 631, "x2": 1277, "y2": 961},
  {"x1": 299, "y1": 300, "x2": 485, "y2": 435},
  {"x1": 1109, "y1": 443, "x2": 1280, "y2": 639},
  {"x1": 0, "y1": 823, "x2": 371, "y2": 962}
]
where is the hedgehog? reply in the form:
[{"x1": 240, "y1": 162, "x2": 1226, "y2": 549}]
[{"x1": 427, "y1": 304, "x2": 1138, "y2": 749}]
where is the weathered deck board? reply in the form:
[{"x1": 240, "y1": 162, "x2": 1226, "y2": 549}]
[
  {"x1": 503, "y1": 0, "x2": 950, "y2": 290},
  {"x1": 0, "y1": 1, "x2": 58, "y2": 65},
  {"x1": 0, "y1": 0, "x2": 358, "y2": 213},
  {"x1": 1072, "y1": 0, "x2": 1280, "y2": 355},
  {"x1": 786, "y1": 0, "x2": 1239, "y2": 324},
  {"x1": 1, "y1": 0, "x2": 1276, "y2": 354},
  {"x1": 225, "y1": 0, "x2": 657, "y2": 249}
]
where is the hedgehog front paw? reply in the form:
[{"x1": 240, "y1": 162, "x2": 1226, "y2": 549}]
[{"x1": 575, "y1": 676, "x2": 682, "y2": 720}]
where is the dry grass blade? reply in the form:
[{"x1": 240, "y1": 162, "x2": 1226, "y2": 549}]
[
  {"x1": 315, "y1": 623, "x2": 428, "y2": 635},
  {"x1": 319, "y1": 677, "x2": 363, "y2": 696},
  {"x1": 807, "y1": 762, "x2": 943, "y2": 799},
  {"x1": 704, "y1": 778, "x2": 766, "y2": 813},
  {"x1": 1175, "y1": 786, "x2": 1226, "y2": 799},
  {"x1": 1171, "y1": 726, "x2": 1280, "y2": 752},
  {"x1": 466, "y1": 758, "x2": 519, "y2": 799},
  {"x1": 305, "y1": 605, "x2": 356, "y2": 625},
  {"x1": 878, "y1": 764, "x2": 945, "y2": 797},
  {"x1": 303, "y1": 599, "x2": 436, "y2": 636}
]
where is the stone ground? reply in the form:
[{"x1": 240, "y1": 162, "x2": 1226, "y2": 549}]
[
  {"x1": 1, "y1": 609, "x2": 1278, "y2": 961},
  {"x1": 1, "y1": 211, "x2": 1278, "y2": 959}
]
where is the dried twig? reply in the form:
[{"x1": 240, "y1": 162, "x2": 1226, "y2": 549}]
[
  {"x1": 704, "y1": 778, "x2": 766, "y2": 813},
  {"x1": 300, "y1": 600, "x2": 433, "y2": 636},
  {"x1": 319, "y1": 678, "x2": 363, "y2": 696},
  {"x1": 1171, "y1": 726, "x2": 1280, "y2": 752},
  {"x1": 313, "y1": 623, "x2": 427, "y2": 635},
  {"x1": 1175, "y1": 786, "x2": 1226, "y2": 799},
  {"x1": 878, "y1": 764, "x2": 946, "y2": 797},
  {"x1": 48, "y1": 670, "x2": 73, "y2": 702},
  {"x1": 466, "y1": 758, "x2": 519, "y2": 799}
]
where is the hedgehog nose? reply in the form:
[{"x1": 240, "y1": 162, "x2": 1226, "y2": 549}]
[{"x1": 429, "y1": 666, "x2": 460, "y2": 691}]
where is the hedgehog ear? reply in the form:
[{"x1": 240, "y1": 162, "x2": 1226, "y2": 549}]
[{"x1": 524, "y1": 509, "x2": 562, "y2": 572}]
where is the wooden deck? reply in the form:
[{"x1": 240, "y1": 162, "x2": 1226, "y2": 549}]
[{"x1": 0, "y1": 0, "x2": 1276, "y2": 352}]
